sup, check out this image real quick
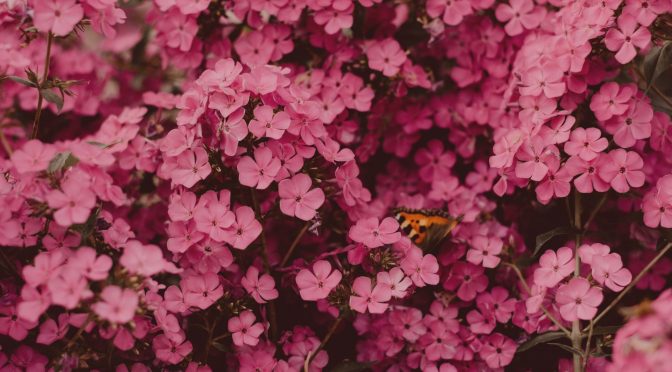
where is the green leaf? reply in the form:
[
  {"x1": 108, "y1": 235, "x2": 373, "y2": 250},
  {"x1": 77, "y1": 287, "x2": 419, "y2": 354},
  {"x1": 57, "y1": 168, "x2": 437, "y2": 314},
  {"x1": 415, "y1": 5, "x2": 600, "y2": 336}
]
[
  {"x1": 41, "y1": 89, "x2": 64, "y2": 113},
  {"x1": 7, "y1": 76, "x2": 37, "y2": 87},
  {"x1": 642, "y1": 41, "x2": 672, "y2": 91},
  {"x1": 533, "y1": 226, "x2": 572, "y2": 256},
  {"x1": 47, "y1": 152, "x2": 79, "y2": 174},
  {"x1": 517, "y1": 331, "x2": 566, "y2": 353},
  {"x1": 87, "y1": 141, "x2": 108, "y2": 148},
  {"x1": 331, "y1": 360, "x2": 372, "y2": 372},
  {"x1": 548, "y1": 342, "x2": 585, "y2": 357}
]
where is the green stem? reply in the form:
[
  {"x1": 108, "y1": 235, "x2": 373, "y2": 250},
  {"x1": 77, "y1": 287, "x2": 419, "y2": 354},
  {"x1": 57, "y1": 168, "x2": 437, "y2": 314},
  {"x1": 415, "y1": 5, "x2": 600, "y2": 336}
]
[
  {"x1": 31, "y1": 32, "x2": 54, "y2": 139},
  {"x1": 280, "y1": 221, "x2": 311, "y2": 267},
  {"x1": 585, "y1": 242, "x2": 672, "y2": 331}
]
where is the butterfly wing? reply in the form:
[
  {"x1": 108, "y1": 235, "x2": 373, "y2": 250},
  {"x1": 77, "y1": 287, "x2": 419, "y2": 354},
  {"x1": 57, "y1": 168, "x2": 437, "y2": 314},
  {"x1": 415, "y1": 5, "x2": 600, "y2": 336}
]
[{"x1": 393, "y1": 208, "x2": 460, "y2": 250}]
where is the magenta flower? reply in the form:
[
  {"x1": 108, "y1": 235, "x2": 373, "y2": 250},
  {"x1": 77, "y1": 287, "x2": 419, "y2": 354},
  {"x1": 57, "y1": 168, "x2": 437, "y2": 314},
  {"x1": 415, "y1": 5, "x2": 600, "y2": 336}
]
[
  {"x1": 278, "y1": 173, "x2": 325, "y2": 221},
  {"x1": 598, "y1": 149, "x2": 645, "y2": 193},
  {"x1": 295, "y1": 260, "x2": 342, "y2": 301},
  {"x1": 32, "y1": 0, "x2": 83, "y2": 36},
  {"x1": 348, "y1": 217, "x2": 401, "y2": 248},
  {"x1": 349, "y1": 276, "x2": 392, "y2": 314},
  {"x1": 366, "y1": 38, "x2": 407, "y2": 77},
  {"x1": 241, "y1": 266, "x2": 278, "y2": 304},
  {"x1": 419, "y1": 322, "x2": 459, "y2": 361},
  {"x1": 228, "y1": 310, "x2": 264, "y2": 347},
  {"x1": 534, "y1": 246, "x2": 574, "y2": 288},
  {"x1": 604, "y1": 14, "x2": 651, "y2": 64},
  {"x1": 92, "y1": 286, "x2": 139, "y2": 324},
  {"x1": 426, "y1": 0, "x2": 472, "y2": 26},
  {"x1": 237, "y1": 147, "x2": 281, "y2": 190},
  {"x1": 376, "y1": 267, "x2": 412, "y2": 298},
  {"x1": 556, "y1": 277, "x2": 604, "y2": 321}
]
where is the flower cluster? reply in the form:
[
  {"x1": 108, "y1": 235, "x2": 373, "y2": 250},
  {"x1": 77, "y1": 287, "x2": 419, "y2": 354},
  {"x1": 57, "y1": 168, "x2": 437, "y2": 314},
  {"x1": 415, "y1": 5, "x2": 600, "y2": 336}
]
[{"x1": 1, "y1": 0, "x2": 672, "y2": 370}]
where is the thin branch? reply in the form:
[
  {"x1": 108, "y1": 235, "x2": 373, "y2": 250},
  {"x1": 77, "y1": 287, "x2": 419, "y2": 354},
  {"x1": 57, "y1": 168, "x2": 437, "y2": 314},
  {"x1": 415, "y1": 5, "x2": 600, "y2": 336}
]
[
  {"x1": 31, "y1": 32, "x2": 54, "y2": 139},
  {"x1": 586, "y1": 242, "x2": 672, "y2": 331},
  {"x1": 504, "y1": 262, "x2": 571, "y2": 336},
  {"x1": 583, "y1": 192, "x2": 608, "y2": 231},
  {"x1": 304, "y1": 316, "x2": 343, "y2": 372},
  {"x1": 0, "y1": 125, "x2": 12, "y2": 156},
  {"x1": 281, "y1": 221, "x2": 311, "y2": 267}
]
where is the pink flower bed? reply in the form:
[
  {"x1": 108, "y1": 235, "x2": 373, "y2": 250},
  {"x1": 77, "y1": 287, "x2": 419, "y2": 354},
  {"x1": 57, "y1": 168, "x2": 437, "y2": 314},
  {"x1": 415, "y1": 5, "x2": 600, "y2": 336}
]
[{"x1": 1, "y1": 0, "x2": 672, "y2": 370}]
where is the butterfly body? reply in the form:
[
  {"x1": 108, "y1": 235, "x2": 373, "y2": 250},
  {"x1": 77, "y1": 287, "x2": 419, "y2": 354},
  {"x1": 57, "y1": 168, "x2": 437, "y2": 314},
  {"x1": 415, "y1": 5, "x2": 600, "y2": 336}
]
[{"x1": 393, "y1": 208, "x2": 460, "y2": 250}]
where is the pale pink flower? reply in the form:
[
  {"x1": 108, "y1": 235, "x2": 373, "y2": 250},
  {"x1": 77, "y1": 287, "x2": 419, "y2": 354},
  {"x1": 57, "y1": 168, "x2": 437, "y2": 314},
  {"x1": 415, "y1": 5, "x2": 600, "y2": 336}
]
[
  {"x1": 348, "y1": 217, "x2": 401, "y2": 248},
  {"x1": 237, "y1": 147, "x2": 281, "y2": 190},
  {"x1": 32, "y1": 0, "x2": 84, "y2": 36},
  {"x1": 534, "y1": 247, "x2": 574, "y2": 288}
]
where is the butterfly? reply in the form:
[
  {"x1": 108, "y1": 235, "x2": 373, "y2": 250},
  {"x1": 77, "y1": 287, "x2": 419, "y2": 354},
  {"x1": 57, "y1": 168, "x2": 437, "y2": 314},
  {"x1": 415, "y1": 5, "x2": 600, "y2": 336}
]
[{"x1": 392, "y1": 207, "x2": 461, "y2": 250}]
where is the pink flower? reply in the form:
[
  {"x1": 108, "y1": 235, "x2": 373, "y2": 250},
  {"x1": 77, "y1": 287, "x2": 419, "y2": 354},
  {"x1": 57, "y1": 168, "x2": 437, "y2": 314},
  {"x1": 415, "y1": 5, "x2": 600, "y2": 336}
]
[
  {"x1": 349, "y1": 276, "x2": 392, "y2": 314},
  {"x1": 444, "y1": 262, "x2": 488, "y2": 301},
  {"x1": 535, "y1": 157, "x2": 572, "y2": 204},
  {"x1": 348, "y1": 217, "x2": 401, "y2": 248},
  {"x1": 11, "y1": 140, "x2": 56, "y2": 174},
  {"x1": 248, "y1": 106, "x2": 291, "y2": 139},
  {"x1": 604, "y1": 14, "x2": 651, "y2": 64},
  {"x1": 193, "y1": 190, "x2": 235, "y2": 242},
  {"x1": 495, "y1": 0, "x2": 545, "y2": 36},
  {"x1": 68, "y1": 247, "x2": 112, "y2": 281},
  {"x1": 295, "y1": 260, "x2": 342, "y2": 301},
  {"x1": 389, "y1": 308, "x2": 426, "y2": 342},
  {"x1": 419, "y1": 322, "x2": 459, "y2": 361},
  {"x1": 466, "y1": 236, "x2": 503, "y2": 268},
  {"x1": 376, "y1": 267, "x2": 412, "y2": 298},
  {"x1": 153, "y1": 334, "x2": 193, "y2": 365},
  {"x1": 426, "y1": 0, "x2": 472, "y2": 26},
  {"x1": 92, "y1": 286, "x2": 139, "y2": 324},
  {"x1": 120, "y1": 240, "x2": 168, "y2": 277},
  {"x1": 597, "y1": 149, "x2": 645, "y2": 193},
  {"x1": 604, "y1": 100, "x2": 653, "y2": 148},
  {"x1": 515, "y1": 136, "x2": 558, "y2": 181},
  {"x1": 565, "y1": 155, "x2": 611, "y2": 194},
  {"x1": 47, "y1": 270, "x2": 92, "y2": 309},
  {"x1": 555, "y1": 277, "x2": 604, "y2": 321},
  {"x1": 480, "y1": 333, "x2": 516, "y2": 368},
  {"x1": 181, "y1": 272, "x2": 223, "y2": 310},
  {"x1": 171, "y1": 147, "x2": 212, "y2": 188},
  {"x1": 36, "y1": 314, "x2": 69, "y2": 345},
  {"x1": 241, "y1": 266, "x2": 278, "y2": 304},
  {"x1": 0, "y1": 307, "x2": 37, "y2": 341},
  {"x1": 223, "y1": 206, "x2": 262, "y2": 249},
  {"x1": 218, "y1": 109, "x2": 248, "y2": 157},
  {"x1": 32, "y1": 0, "x2": 84, "y2": 36},
  {"x1": 534, "y1": 247, "x2": 574, "y2": 288},
  {"x1": 400, "y1": 247, "x2": 440, "y2": 286},
  {"x1": 278, "y1": 174, "x2": 325, "y2": 221},
  {"x1": 46, "y1": 175, "x2": 96, "y2": 227},
  {"x1": 591, "y1": 253, "x2": 632, "y2": 292},
  {"x1": 228, "y1": 310, "x2": 264, "y2": 347},
  {"x1": 237, "y1": 147, "x2": 281, "y2": 190},
  {"x1": 642, "y1": 175, "x2": 672, "y2": 228},
  {"x1": 366, "y1": 39, "x2": 407, "y2": 77},
  {"x1": 589, "y1": 82, "x2": 634, "y2": 121},
  {"x1": 520, "y1": 63, "x2": 566, "y2": 98},
  {"x1": 564, "y1": 128, "x2": 608, "y2": 161}
]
